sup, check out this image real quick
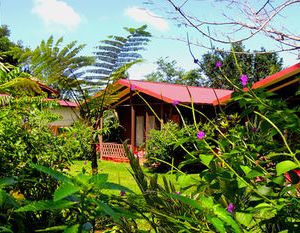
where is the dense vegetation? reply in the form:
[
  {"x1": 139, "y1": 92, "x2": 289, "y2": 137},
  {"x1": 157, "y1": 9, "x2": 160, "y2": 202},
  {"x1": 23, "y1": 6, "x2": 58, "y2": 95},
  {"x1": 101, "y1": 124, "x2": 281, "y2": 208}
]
[{"x1": 0, "y1": 23, "x2": 299, "y2": 232}]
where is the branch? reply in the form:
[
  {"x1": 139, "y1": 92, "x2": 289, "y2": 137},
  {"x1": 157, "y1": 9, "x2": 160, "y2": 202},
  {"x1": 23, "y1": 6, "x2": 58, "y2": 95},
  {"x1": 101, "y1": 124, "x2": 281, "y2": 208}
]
[{"x1": 164, "y1": 0, "x2": 300, "y2": 52}]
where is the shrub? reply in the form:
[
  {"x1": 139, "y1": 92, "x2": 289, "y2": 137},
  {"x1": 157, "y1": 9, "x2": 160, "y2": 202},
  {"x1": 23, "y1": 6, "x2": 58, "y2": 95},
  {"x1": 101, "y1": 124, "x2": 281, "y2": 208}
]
[{"x1": 0, "y1": 97, "x2": 93, "y2": 231}]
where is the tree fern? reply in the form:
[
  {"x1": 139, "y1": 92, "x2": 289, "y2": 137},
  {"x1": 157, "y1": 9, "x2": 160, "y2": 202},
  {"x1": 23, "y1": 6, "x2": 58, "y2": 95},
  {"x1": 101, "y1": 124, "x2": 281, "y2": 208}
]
[
  {"x1": 20, "y1": 36, "x2": 94, "y2": 98},
  {"x1": 81, "y1": 25, "x2": 151, "y2": 94}
]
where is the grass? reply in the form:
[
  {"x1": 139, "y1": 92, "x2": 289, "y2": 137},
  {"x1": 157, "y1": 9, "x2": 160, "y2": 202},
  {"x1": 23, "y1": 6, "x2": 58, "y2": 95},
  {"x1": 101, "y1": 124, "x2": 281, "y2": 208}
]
[
  {"x1": 68, "y1": 160, "x2": 199, "y2": 232},
  {"x1": 68, "y1": 160, "x2": 198, "y2": 195}
]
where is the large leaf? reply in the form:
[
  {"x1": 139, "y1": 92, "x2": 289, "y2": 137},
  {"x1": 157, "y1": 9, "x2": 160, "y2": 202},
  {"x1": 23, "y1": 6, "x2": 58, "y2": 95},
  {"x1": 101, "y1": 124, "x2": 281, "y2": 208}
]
[
  {"x1": 0, "y1": 190, "x2": 18, "y2": 208},
  {"x1": 210, "y1": 217, "x2": 226, "y2": 233},
  {"x1": 64, "y1": 224, "x2": 80, "y2": 233},
  {"x1": 16, "y1": 200, "x2": 75, "y2": 212},
  {"x1": 54, "y1": 183, "x2": 81, "y2": 201},
  {"x1": 213, "y1": 206, "x2": 242, "y2": 233},
  {"x1": 35, "y1": 225, "x2": 68, "y2": 232},
  {"x1": 200, "y1": 154, "x2": 214, "y2": 167},
  {"x1": 97, "y1": 182, "x2": 133, "y2": 193},
  {"x1": 30, "y1": 163, "x2": 72, "y2": 183},
  {"x1": 169, "y1": 193, "x2": 203, "y2": 210},
  {"x1": 89, "y1": 173, "x2": 108, "y2": 186},
  {"x1": 276, "y1": 160, "x2": 298, "y2": 175},
  {"x1": 235, "y1": 212, "x2": 253, "y2": 227},
  {"x1": 96, "y1": 201, "x2": 121, "y2": 223},
  {"x1": 0, "y1": 226, "x2": 13, "y2": 233},
  {"x1": 0, "y1": 177, "x2": 17, "y2": 187}
]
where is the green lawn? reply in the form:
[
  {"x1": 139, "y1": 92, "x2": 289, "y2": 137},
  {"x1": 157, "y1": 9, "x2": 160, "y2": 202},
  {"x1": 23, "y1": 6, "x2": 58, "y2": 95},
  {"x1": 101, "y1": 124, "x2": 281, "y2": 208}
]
[
  {"x1": 69, "y1": 160, "x2": 198, "y2": 195},
  {"x1": 69, "y1": 160, "x2": 199, "y2": 231}
]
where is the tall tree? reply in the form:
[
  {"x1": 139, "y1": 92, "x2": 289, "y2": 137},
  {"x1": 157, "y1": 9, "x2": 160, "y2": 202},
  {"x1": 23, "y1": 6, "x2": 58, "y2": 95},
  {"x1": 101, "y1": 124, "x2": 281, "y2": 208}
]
[
  {"x1": 200, "y1": 42, "x2": 283, "y2": 88},
  {"x1": 145, "y1": 57, "x2": 185, "y2": 83},
  {"x1": 0, "y1": 25, "x2": 25, "y2": 66},
  {"x1": 82, "y1": 25, "x2": 151, "y2": 94},
  {"x1": 20, "y1": 36, "x2": 94, "y2": 98},
  {"x1": 146, "y1": 43, "x2": 282, "y2": 88}
]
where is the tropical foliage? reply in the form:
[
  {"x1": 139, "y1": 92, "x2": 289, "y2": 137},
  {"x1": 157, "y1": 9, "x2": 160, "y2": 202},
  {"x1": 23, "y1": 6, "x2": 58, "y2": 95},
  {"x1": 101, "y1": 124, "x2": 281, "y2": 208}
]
[
  {"x1": 0, "y1": 21, "x2": 299, "y2": 233},
  {"x1": 20, "y1": 36, "x2": 94, "y2": 97},
  {"x1": 199, "y1": 42, "x2": 283, "y2": 88},
  {"x1": 82, "y1": 25, "x2": 151, "y2": 94},
  {"x1": 0, "y1": 25, "x2": 26, "y2": 66},
  {"x1": 146, "y1": 43, "x2": 283, "y2": 89}
]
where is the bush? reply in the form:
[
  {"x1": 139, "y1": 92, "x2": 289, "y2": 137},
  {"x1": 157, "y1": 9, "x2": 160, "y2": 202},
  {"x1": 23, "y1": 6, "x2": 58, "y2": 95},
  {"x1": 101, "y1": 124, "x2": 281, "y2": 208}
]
[
  {"x1": 0, "y1": 97, "x2": 93, "y2": 231},
  {"x1": 127, "y1": 86, "x2": 300, "y2": 232}
]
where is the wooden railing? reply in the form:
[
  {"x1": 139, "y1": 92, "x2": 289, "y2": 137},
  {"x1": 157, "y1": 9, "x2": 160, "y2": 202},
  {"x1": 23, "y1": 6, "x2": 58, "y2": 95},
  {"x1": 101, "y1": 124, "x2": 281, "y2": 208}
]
[
  {"x1": 97, "y1": 142, "x2": 146, "y2": 163},
  {"x1": 98, "y1": 143, "x2": 132, "y2": 162}
]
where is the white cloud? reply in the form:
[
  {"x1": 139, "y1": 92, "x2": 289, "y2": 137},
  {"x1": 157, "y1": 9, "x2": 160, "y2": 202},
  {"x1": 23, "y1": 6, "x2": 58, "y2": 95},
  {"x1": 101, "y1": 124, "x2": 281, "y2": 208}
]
[
  {"x1": 32, "y1": 0, "x2": 81, "y2": 32},
  {"x1": 124, "y1": 6, "x2": 169, "y2": 32}
]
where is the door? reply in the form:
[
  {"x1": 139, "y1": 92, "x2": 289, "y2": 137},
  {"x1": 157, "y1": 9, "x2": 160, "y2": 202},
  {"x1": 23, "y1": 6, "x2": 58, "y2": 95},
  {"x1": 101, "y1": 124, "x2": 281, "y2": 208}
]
[{"x1": 135, "y1": 115, "x2": 144, "y2": 146}]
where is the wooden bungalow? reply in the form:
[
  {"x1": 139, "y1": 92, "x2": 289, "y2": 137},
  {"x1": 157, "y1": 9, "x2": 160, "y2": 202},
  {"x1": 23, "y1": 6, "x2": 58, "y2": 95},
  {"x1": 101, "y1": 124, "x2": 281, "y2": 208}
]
[
  {"x1": 97, "y1": 62, "x2": 300, "y2": 162},
  {"x1": 213, "y1": 62, "x2": 300, "y2": 105},
  {"x1": 0, "y1": 80, "x2": 80, "y2": 133},
  {"x1": 97, "y1": 80, "x2": 233, "y2": 161}
]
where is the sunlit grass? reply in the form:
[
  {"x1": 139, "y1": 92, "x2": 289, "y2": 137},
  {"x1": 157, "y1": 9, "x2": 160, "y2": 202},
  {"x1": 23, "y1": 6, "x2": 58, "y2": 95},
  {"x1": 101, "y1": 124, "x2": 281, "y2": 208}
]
[{"x1": 68, "y1": 160, "x2": 198, "y2": 195}]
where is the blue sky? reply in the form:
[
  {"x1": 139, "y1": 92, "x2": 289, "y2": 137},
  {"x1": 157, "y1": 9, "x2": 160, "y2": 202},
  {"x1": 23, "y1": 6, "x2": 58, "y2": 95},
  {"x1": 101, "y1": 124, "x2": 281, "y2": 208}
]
[{"x1": 1, "y1": 0, "x2": 299, "y2": 80}]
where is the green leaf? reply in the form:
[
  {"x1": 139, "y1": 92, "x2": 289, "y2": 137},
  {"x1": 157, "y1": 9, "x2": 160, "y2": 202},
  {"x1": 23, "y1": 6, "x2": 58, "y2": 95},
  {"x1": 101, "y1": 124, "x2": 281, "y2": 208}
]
[
  {"x1": 16, "y1": 200, "x2": 75, "y2": 212},
  {"x1": 35, "y1": 225, "x2": 68, "y2": 232},
  {"x1": 169, "y1": 193, "x2": 203, "y2": 210},
  {"x1": 97, "y1": 201, "x2": 121, "y2": 223},
  {"x1": 235, "y1": 212, "x2": 253, "y2": 226},
  {"x1": 240, "y1": 165, "x2": 251, "y2": 175},
  {"x1": 200, "y1": 196, "x2": 214, "y2": 209},
  {"x1": 0, "y1": 177, "x2": 17, "y2": 187},
  {"x1": 98, "y1": 182, "x2": 133, "y2": 193},
  {"x1": 237, "y1": 177, "x2": 247, "y2": 188},
  {"x1": 254, "y1": 202, "x2": 273, "y2": 210},
  {"x1": 257, "y1": 185, "x2": 272, "y2": 196},
  {"x1": 199, "y1": 154, "x2": 214, "y2": 167},
  {"x1": 30, "y1": 163, "x2": 72, "y2": 183},
  {"x1": 272, "y1": 176, "x2": 285, "y2": 185},
  {"x1": 213, "y1": 206, "x2": 242, "y2": 233},
  {"x1": 246, "y1": 169, "x2": 264, "y2": 179},
  {"x1": 89, "y1": 173, "x2": 108, "y2": 186},
  {"x1": 0, "y1": 226, "x2": 13, "y2": 233},
  {"x1": 63, "y1": 224, "x2": 80, "y2": 233},
  {"x1": 210, "y1": 217, "x2": 225, "y2": 233},
  {"x1": 177, "y1": 175, "x2": 198, "y2": 189},
  {"x1": 54, "y1": 183, "x2": 81, "y2": 201},
  {"x1": 276, "y1": 160, "x2": 298, "y2": 175},
  {"x1": 0, "y1": 190, "x2": 18, "y2": 208}
]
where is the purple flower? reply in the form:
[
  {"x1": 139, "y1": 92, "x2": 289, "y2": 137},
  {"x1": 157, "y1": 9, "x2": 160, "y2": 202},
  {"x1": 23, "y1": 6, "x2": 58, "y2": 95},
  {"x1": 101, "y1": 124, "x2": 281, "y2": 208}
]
[
  {"x1": 226, "y1": 115, "x2": 232, "y2": 120},
  {"x1": 84, "y1": 161, "x2": 87, "y2": 165},
  {"x1": 227, "y1": 203, "x2": 235, "y2": 214},
  {"x1": 240, "y1": 74, "x2": 248, "y2": 87},
  {"x1": 251, "y1": 127, "x2": 258, "y2": 133},
  {"x1": 130, "y1": 84, "x2": 137, "y2": 91},
  {"x1": 220, "y1": 127, "x2": 227, "y2": 134},
  {"x1": 172, "y1": 100, "x2": 180, "y2": 106},
  {"x1": 197, "y1": 131, "x2": 205, "y2": 140},
  {"x1": 73, "y1": 133, "x2": 77, "y2": 138},
  {"x1": 215, "y1": 61, "x2": 222, "y2": 68},
  {"x1": 120, "y1": 190, "x2": 126, "y2": 196},
  {"x1": 194, "y1": 58, "x2": 199, "y2": 64},
  {"x1": 176, "y1": 191, "x2": 181, "y2": 195}
]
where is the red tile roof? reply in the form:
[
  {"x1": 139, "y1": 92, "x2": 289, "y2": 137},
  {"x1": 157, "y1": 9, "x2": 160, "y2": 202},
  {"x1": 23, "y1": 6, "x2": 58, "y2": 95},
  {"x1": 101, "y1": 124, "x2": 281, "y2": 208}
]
[
  {"x1": 57, "y1": 100, "x2": 78, "y2": 107},
  {"x1": 117, "y1": 79, "x2": 233, "y2": 105},
  {"x1": 212, "y1": 62, "x2": 300, "y2": 105},
  {"x1": 45, "y1": 98, "x2": 78, "y2": 107}
]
